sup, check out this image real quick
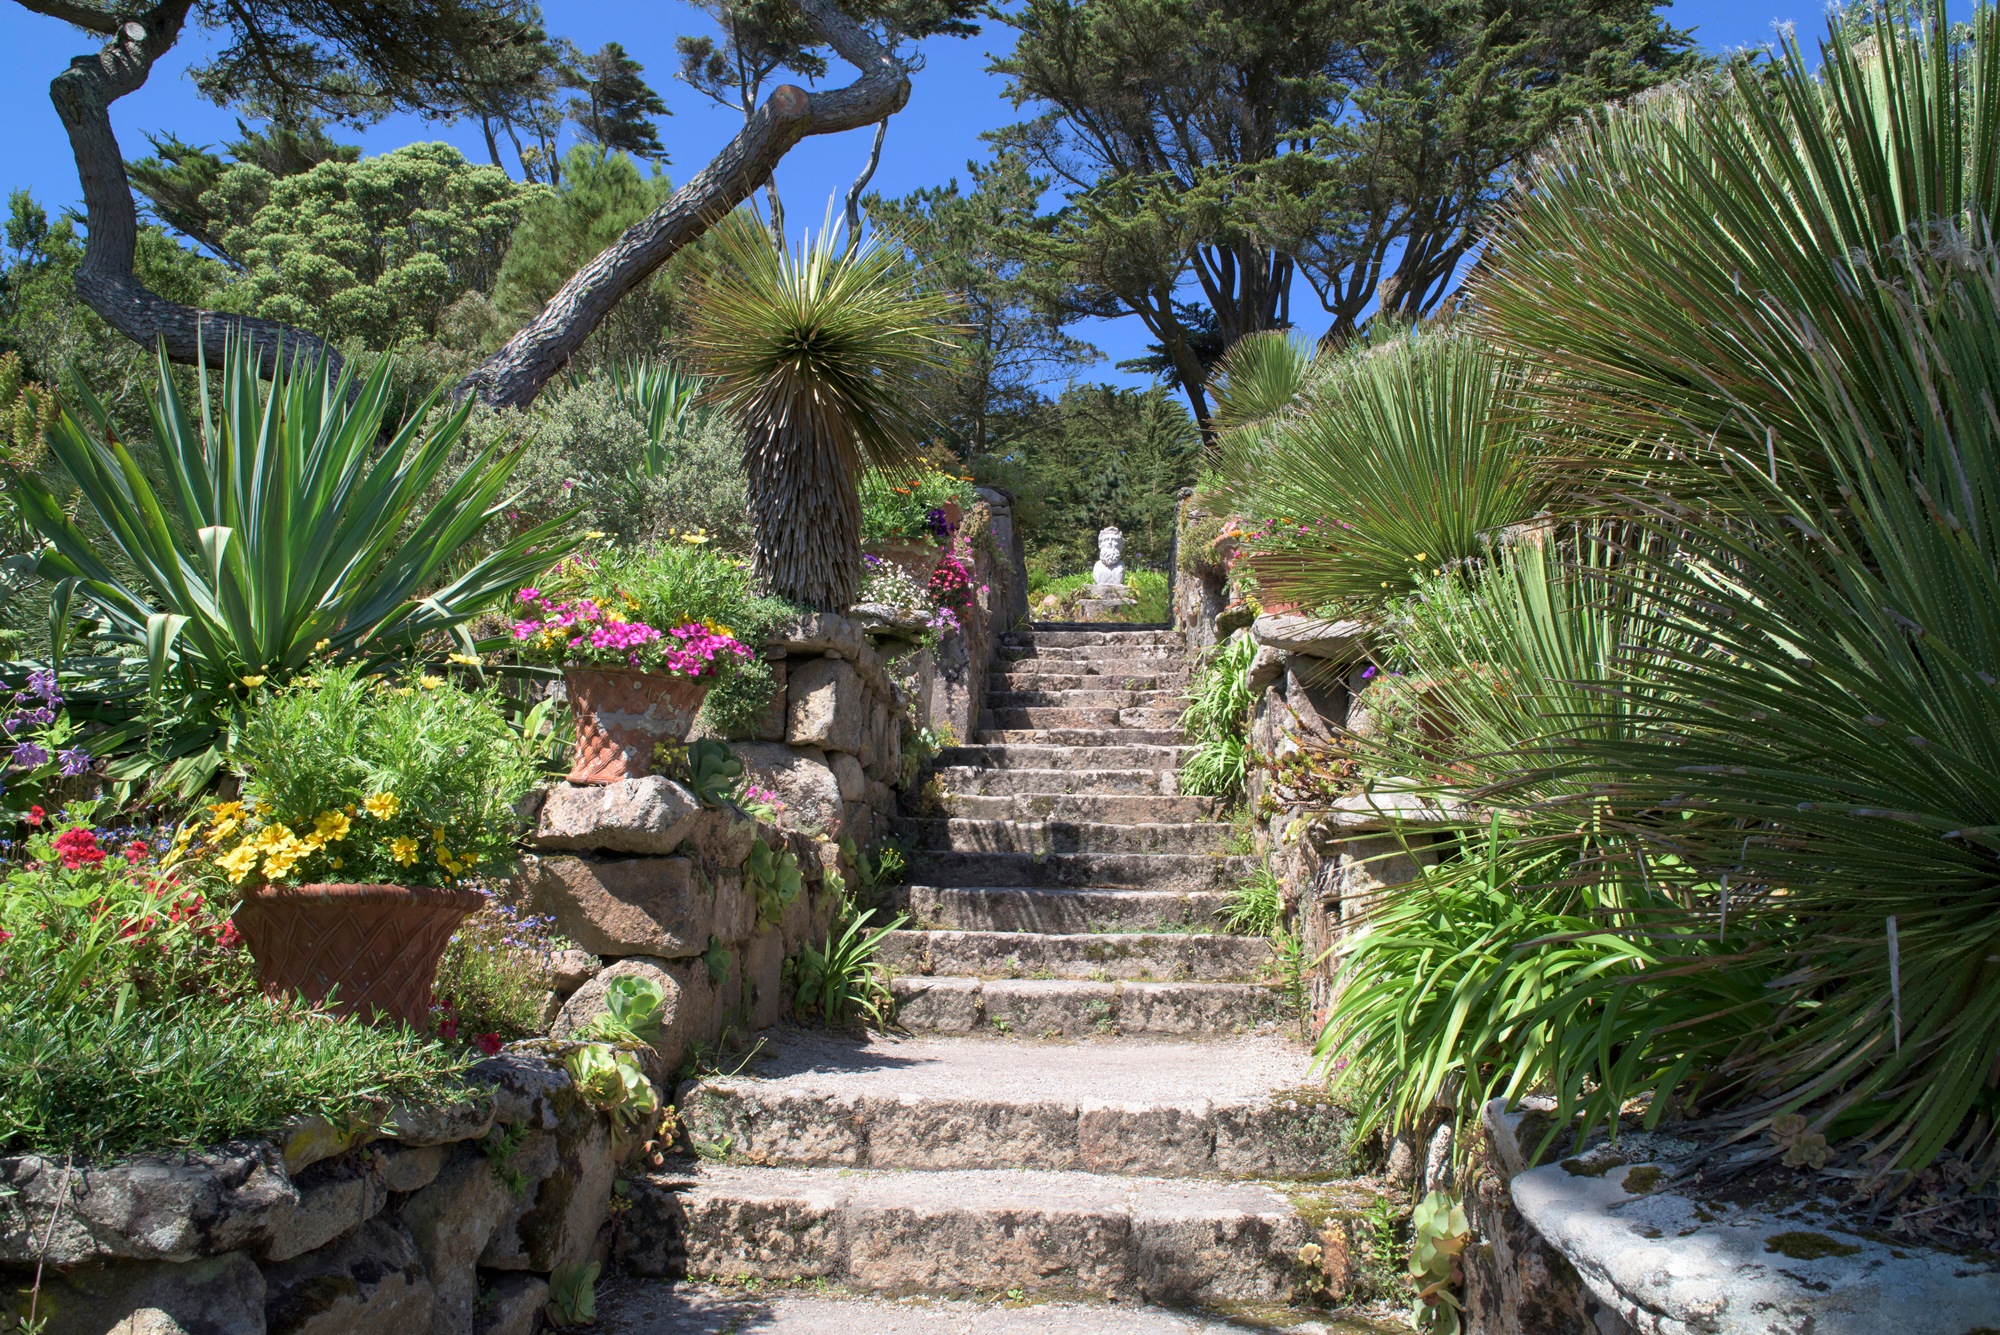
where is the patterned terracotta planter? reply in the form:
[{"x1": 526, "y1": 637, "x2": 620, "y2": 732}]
[
  {"x1": 563, "y1": 667, "x2": 712, "y2": 784},
  {"x1": 232, "y1": 882, "x2": 484, "y2": 1028}
]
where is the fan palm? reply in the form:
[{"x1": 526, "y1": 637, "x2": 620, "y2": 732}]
[
  {"x1": 683, "y1": 212, "x2": 957, "y2": 611},
  {"x1": 1213, "y1": 332, "x2": 1553, "y2": 610},
  {"x1": 10, "y1": 339, "x2": 574, "y2": 794},
  {"x1": 1207, "y1": 330, "x2": 1327, "y2": 437}
]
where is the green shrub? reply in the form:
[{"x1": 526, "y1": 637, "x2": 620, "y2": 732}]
[
  {"x1": 1028, "y1": 570, "x2": 1170, "y2": 624},
  {"x1": 1221, "y1": 863, "x2": 1283, "y2": 937},
  {"x1": 196, "y1": 664, "x2": 538, "y2": 889},
  {"x1": 0, "y1": 978, "x2": 466, "y2": 1159}
]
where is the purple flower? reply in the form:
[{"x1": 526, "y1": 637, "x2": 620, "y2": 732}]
[
  {"x1": 11, "y1": 742, "x2": 48, "y2": 768},
  {"x1": 26, "y1": 670, "x2": 58, "y2": 704},
  {"x1": 1360, "y1": 665, "x2": 1377, "y2": 680},
  {"x1": 58, "y1": 746, "x2": 92, "y2": 777}
]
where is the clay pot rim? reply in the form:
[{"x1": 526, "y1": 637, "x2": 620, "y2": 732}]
[
  {"x1": 562, "y1": 665, "x2": 716, "y2": 684},
  {"x1": 237, "y1": 882, "x2": 489, "y2": 910}
]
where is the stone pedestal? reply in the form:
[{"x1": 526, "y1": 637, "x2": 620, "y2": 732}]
[{"x1": 1075, "y1": 582, "x2": 1138, "y2": 622}]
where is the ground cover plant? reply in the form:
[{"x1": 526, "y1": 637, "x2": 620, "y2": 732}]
[{"x1": 1177, "y1": 632, "x2": 1257, "y2": 802}]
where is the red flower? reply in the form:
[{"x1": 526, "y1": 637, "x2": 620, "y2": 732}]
[
  {"x1": 475, "y1": 1032, "x2": 503, "y2": 1056},
  {"x1": 54, "y1": 827, "x2": 106, "y2": 870},
  {"x1": 436, "y1": 1014, "x2": 459, "y2": 1041},
  {"x1": 123, "y1": 839, "x2": 149, "y2": 865},
  {"x1": 26, "y1": 805, "x2": 43, "y2": 827},
  {"x1": 216, "y1": 921, "x2": 242, "y2": 949}
]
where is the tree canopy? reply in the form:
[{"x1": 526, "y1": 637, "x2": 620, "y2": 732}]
[{"x1": 992, "y1": 0, "x2": 1698, "y2": 427}]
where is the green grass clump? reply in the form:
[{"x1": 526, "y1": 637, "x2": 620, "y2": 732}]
[
  {"x1": 1028, "y1": 569, "x2": 1170, "y2": 623},
  {"x1": 0, "y1": 967, "x2": 467, "y2": 1160}
]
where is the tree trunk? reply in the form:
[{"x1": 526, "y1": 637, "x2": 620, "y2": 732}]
[
  {"x1": 37, "y1": 0, "x2": 912, "y2": 406},
  {"x1": 40, "y1": 0, "x2": 344, "y2": 376},
  {"x1": 745, "y1": 414, "x2": 863, "y2": 611}
]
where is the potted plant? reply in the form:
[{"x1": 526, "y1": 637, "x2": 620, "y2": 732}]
[
  {"x1": 175, "y1": 665, "x2": 537, "y2": 1028},
  {"x1": 512, "y1": 544, "x2": 762, "y2": 783},
  {"x1": 859, "y1": 470, "x2": 978, "y2": 582}
]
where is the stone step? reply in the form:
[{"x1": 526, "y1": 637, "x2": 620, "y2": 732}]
[
  {"x1": 930, "y1": 766, "x2": 1187, "y2": 798},
  {"x1": 985, "y1": 689, "x2": 1186, "y2": 709},
  {"x1": 892, "y1": 976, "x2": 1288, "y2": 1037},
  {"x1": 904, "y1": 850, "x2": 1252, "y2": 892},
  {"x1": 974, "y1": 727, "x2": 1187, "y2": 747},
  {"x1": 661, "y1": 1162, "x2": 1304, "y2": 1305},
  {"x1": 678, "y1": 1031, "x2": 1350, "y2": 1180},
  {"x1": 1004, "y1": 628, "x2": 1183, "y2": 648},
  {"x1": 935, "y1": 744, "x2": 1188, "y2": 772},
  {"x1": 599, "y1": 1281, "x2": 1344, "y2": 1333},
  {"x1": 997, "y1": 645, "x2": 1182, "y2": 664},
  {"x1": 881, "y1": 928, "x2": 1276, "y2": 982},
  {"x1": 980, "y1": 706, "x2": 1186, "y2": 731},
  {"x1": 897, "y1": 885, "x2": 1228, "y2": 933},
  {"x1": 990, "y1": 669, "x2": 1191, "y2": 692},
  {"x1": 938, "y1": 792, "x2": 1217, "y2": 823},
  {"x1": 898, "y1": 817, "x2": 1233, "y2": 856}
]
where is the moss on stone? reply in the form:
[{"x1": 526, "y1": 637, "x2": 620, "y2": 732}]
[{"x1": 1764, "y1": 1230, "x2": 1862, "y2": 1260}]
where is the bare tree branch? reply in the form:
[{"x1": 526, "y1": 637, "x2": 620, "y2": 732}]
[
  {"x1": 457, "y1": 0, "x2": 913, "y2": 407},
  {"x1": 842, "y1": 116, "x2": 889, "y2": 253},
  {"x1": 44, "y1": 0, "x2": 345, "y2": 376}
]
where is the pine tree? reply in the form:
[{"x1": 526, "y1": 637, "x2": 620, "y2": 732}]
[{"x1": 569, "y1": 43, "x2": 670, "y2": 163}]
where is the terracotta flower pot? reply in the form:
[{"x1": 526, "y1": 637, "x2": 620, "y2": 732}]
[
  {"x1": 564, "y1": 666, "x2": 712, "y2": 784},
  {"x1": 232, "y1": 882, "x2": 484, "y2": 1028}
]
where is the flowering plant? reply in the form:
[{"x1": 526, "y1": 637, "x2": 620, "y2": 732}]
[
  {"x1": 175, "y1": 665, "x2": 537, "y2": 889},
  {"x1": 510, "y1": 589, "x2": 751, "y2": 677},
  {"x1": 859, "y1": 554, "x2": 960, "y2": 638},
  {"x1": 508, "y1": 544, "x2": 765, "y2": 679},
  {"x1": 860, "y1": 470, "x2": 977, "y2": 546},
  {"x1": 927, "y1": 554, "x2": 984, "y2": 622},
  {"x1": 1, "y1": 806, "x2": 246, "y2": 1003},
  {"x1": 1, "y1": 669, "x2": 91, "y2": 818}
]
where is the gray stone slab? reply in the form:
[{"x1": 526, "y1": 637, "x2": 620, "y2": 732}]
[
  {"x1": 900, "y1": 817, "x2": 1232, "y2": 856},
  {"x1": 879, "y1": 929, "x2": 1275, "y2": 982},
  {"x1": 896, "y1": 885, "x2": 1227, "y2": 933},
  {"x1": 934, "y1": 744, "x2": 1188, "y2": 772},
  {"x1": 888, "y1": 977, "x2": 1285, "y2": 1037},
  {"x1": 904, "y1": 851, "x2": 1254, "y2": 892}
]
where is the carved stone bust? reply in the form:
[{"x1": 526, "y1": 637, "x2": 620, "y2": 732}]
[{"x1": 1091, "y1": 526, "x2": 1127, "y2": 587}]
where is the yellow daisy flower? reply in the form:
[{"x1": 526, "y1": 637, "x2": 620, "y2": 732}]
[
  {"x1": 217, "y1": 844, "x2": 261, "y2": 884},
  {"x1": 240, "y1": 674, "x2": 267, "y2": 688},
  {"x1": 363, "y1": 792, "x2": 400, "y2": 820},
  {"x1": 390, "y1": 836, "x2": 420, "y2": 865},
  {"x1": 314, "y1": 810, "x2": 351, "y2": 842},
  {"x1": 418, "y1": 675, "x2": 446, "y2": 689}
]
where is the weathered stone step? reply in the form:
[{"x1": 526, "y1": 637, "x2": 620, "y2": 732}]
[
  {"x1": 662, "y1": 1162, "x2": 1303, "y2": 1304},
  {"x1": 897, "y1": 885, "x2": 1227, "y2": 933},
  {"x1": 935, "y1": 744, "x2": 1187, "y2": 772},
  {"x1": 1003, "y1": 628, "x2": 1183, "y2": 648},
  {"x1": 991, "y1": 668, "x2": 1190, "y2": 691},
  {"x1": 998, "y1": 645, "x2": 1181, "y2": 664},
  {"x1": 881, "y1": 928, "x2": 1275, "y2": 982},
  {"x1": 938, "y1": 792, "x2": 1216, "y2": 823},
  {"x1": 974, "y1": 727, "x2": 1187, "y2": 747},
  {"x1": 892, "y1": 976, "x2": 1287, "y2": 1036},
  {"x1": 898, "y1": 817, "x2": 1232, "y2": 856},
  {"x1": 678, "y1": 1031, "x2": 1349, "y2": 1180},
  {"x1": 985, "y1": 689, "x2": 1185, "y2": 709},
  {"x1": 929, "y1": 766, "x2": 1187, "y2": 798},
  {"x1": 981, "y1": 706, "x2": 1185, "y2": 731},
  {"x1": 905, "y1": 850, "x2": 1252, "y2": 892},
  {"x1": 600, "y1": 1281, "x2": 1342, "y2": 1333}
]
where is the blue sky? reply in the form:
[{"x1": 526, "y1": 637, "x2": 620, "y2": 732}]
[{"x1": 2, "y1": 0, "x2": 1853, "y2": 387}]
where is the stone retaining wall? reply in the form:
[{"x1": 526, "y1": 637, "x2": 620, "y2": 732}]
[{"x1": 1, "y1": 1052, "x2": 634, "y2": 1335}]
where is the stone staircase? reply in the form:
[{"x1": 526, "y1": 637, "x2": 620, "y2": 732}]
[{"x1": 652, "y1": 627, "x2": 1373, "y2": 1321}]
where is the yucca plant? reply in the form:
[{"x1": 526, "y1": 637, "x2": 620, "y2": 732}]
[
  {"x1": 683, "y1": 211, "x2": 958, "y2": 610},
  {"x1": 1214, "y1": 333, "x2": 1553, "y2": 610},
  {"x1": 9, "y1": 339, "x2": 575, "y2": 795}
]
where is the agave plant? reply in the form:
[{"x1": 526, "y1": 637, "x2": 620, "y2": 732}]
[
  {"x1": 10, "y1": 339, "x2": 575, "y2": 794},
  {"x1": 683, "y1": 211, "x2": 957, "y2": 611},
  {"x1": 1213, "y1": 332, "x2": 1552, "y2": 610}
]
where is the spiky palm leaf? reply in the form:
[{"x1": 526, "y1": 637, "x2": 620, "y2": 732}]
[
  {"x1": 1208, "y1": 330, "x2": 1327, "y2": 436},
  {"x1": 1213, "y1": 333, "x2": 1553, "y2": 610},
  {"x1": 684, "y1": 212, "x2": 957, "y2": 610},
  {"x1": 605, "y1": 358, "x2": 711, "y2": 478},
  {"x1": 1470, "y1": 2, "x2": 2000, "y2": 491}
]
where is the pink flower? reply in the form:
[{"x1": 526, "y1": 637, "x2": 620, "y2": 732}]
[
  {"x1": 54, "y1": 827, "x2": 106, "y2": 870},
  {"x1": 476, "y1": 1032, "x2": 503, "y2": 1056}
]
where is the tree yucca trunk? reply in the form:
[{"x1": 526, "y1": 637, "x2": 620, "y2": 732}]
[{"x1": 746, "y1": 413, "x2": 865, "y2": 611}]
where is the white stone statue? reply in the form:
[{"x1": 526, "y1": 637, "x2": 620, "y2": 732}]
[{"x1": 1091, "y1": 526, "x2": 1128, "y2": 587}]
